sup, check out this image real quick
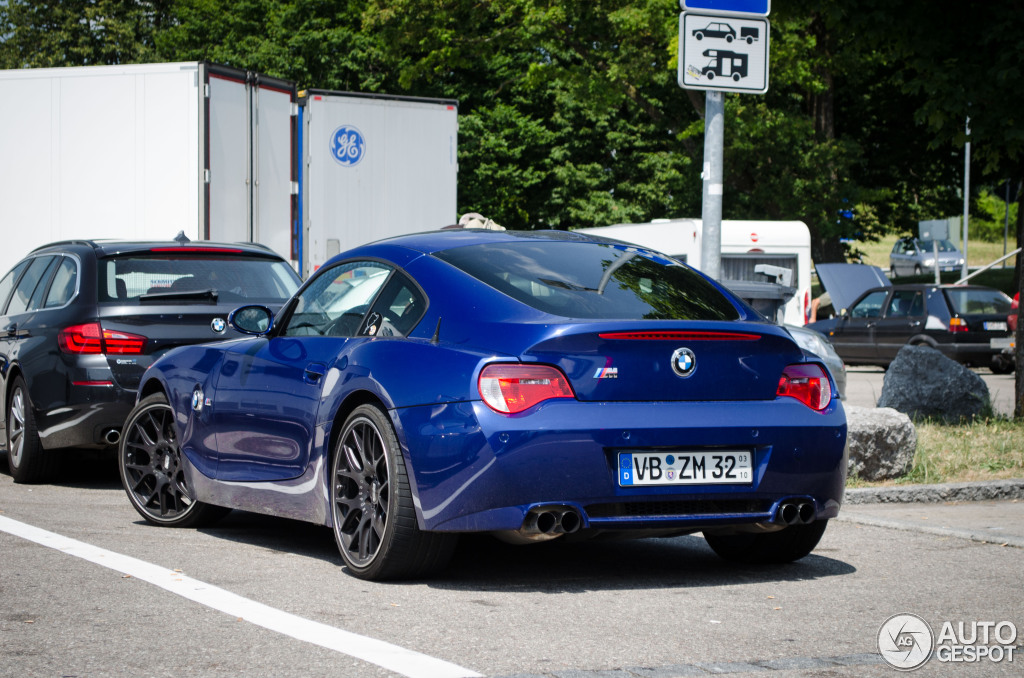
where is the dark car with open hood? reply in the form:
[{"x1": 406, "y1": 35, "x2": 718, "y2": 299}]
[
  {"x1": 807, "y1": 265, "x2": 1014, "y2": 373},
  {"x1": 0, "y1": 236, "x2": 301, "y2": 483}
]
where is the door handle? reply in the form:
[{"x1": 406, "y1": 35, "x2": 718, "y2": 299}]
[{"x1": 304, "y1": 362, "x2": 326, "y2": 384}]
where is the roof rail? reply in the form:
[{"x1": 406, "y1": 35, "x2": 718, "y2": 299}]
[{"x1": 30, "y1": 239, "x2": 98, "y2": 253}]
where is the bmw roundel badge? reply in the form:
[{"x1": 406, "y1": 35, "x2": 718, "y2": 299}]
[
  {"x1": 191, "y1": 387, "x2": 204, "y2": 412},
  {"x1": 671, "y1": 347, "x2": 697, "y2": 377},
  {"x1": 211, "y1": 317, "x2": 227, "y2": 334}
]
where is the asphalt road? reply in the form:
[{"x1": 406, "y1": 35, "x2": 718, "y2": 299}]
[
  {"x1": 1, "y1": 452, "x2": 1021, "y2": 678},
  {"x1": 843, "y1": 365, "x2": 1017, "y2": 415}
]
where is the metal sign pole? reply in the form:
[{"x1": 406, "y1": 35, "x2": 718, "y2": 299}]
[
  {"x1": 962, "y1": 116, "x2": 971, "y2": 279},
  {"x1": 700, "y1": 91, "x2": 725, "y2": 281}
]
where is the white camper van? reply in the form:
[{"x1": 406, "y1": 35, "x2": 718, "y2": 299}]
[{"x1": 575, "y1": 219, "x2": 813, "y2": 326}]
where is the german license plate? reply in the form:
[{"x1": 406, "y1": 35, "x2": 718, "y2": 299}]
[
  {"x1": 985, "y1": 321, "x2": 1008, "y2": 331},
  {"x1": 619, "y1": 450, "x2": 753, "y2": 486}
]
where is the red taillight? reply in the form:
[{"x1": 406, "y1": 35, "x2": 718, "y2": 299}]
[
  {"x1": 949, "y1": 317, "x2": 969, "y2": 333},
  {"x1": 58, "y1": 323, "x2": 146, "y2": 355},
  {"x1": 776, "y1": 364, "x2": 832, "y2": 411},
  {"x1": 478, "y1": 364, "x2": 575, "y2": 414}
]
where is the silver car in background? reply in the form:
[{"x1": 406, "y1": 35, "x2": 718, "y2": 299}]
[{"x1": 889, "y1": 237, "x2": 964, "y2": 277}]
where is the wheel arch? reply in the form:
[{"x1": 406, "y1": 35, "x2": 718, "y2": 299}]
[
  {"x1": 138, "y1": 375, "x2": 169, "y2": 402},
  {"x1": 326, "y1": 390, "x2": 392, "y2": 467}
]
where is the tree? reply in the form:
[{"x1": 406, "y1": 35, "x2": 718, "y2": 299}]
[
  {"x1": 0, "y1": 0, "x2": 172, "y2": 68},
  {"x1": 852, "y1": 0, "x2": 1024, "y2": 416}
]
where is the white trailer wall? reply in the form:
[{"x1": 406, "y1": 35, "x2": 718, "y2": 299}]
[
  {"x1": 0, "y1": 63, "x2": 201, "y2": 276},
  {"x1": 302, "y1": 91, "x2": 458, "y2": 274},
  {"x1": 0, "y1": 62, "x2": 298, "y2": 277}
]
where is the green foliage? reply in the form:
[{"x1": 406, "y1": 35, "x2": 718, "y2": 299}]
[
  {"x1": 2, "y1": 0, "x2": 1023, "y2": 260},
  {"x1": 971, "y1": 188, "x2": 1020, "y2": 243},
  {"x1": 0, "y1": 0, "x2": 171, "y2": 68}
]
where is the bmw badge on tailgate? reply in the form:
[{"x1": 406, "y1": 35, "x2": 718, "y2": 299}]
[{"x1": 671, "y1": 347, "x2": 696, "y2": 377}]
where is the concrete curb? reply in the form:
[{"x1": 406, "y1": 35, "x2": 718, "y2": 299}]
[
  {"x1": 844, "y1": 478, "x2": 1024, "y2": 504},
  {"x1": 835, "y1": 512, "x2": 1024, "y2": 549}
]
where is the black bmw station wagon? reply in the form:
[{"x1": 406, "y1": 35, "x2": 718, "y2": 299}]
[{"x1": 0, "y1": 237, "x2": 301, "y2": 483}]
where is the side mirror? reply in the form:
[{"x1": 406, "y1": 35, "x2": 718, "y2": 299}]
[{"x1": 229, "y1": 305, "x2": 274, "y2": 336}]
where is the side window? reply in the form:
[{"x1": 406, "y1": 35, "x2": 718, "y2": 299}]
[
  {"x1": 887, "y1": 290, "x2": 922, "y2": 318},
  {"x1": 850, "y1": 290, "x2": 889, "y2": 319},
  {"x1": 360, "y1": 274, "x2": 426, "y2": 338},
  {"x1": 282, "y1": 261, "x2": 392, "y2": 337},
  {"x1": 8, "y1": 256, "x2": 57, "y2": 315},
  {"x1": 44, "y1": 257, "x2": 79, "y2": 308},
  {"x1": 28, "y1": 257, "x2": 61, "y2": 311},
  {"x1": 0, "y1": 260, "x2": 31, "y2": 315}
]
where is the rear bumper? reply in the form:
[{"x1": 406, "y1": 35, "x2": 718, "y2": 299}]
[
  {"x1": 394, "y1": 398, "x2": 848, "y2": 533},
  {"x1": 939, "y1": 341, "x2": 1004, "y2": 366},
  {"x1": 36, "y1": 383, "x2": 135, "y2": 449}
]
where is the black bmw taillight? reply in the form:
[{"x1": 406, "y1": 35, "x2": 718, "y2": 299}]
[{"x1": 58, "y1": 323, "x2": 147, "y2": 355}]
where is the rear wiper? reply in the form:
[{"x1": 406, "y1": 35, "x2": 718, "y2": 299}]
[
  {"x1": 538, "y1": 278, "x2": 597, "y2": 292},
  {"x1": 138, "y1": 289, "x2": 219, "y2": 303}
]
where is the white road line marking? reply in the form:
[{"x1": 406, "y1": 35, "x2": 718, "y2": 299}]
[{"x1": 0, "y1": 515, "x2": 482, "y2": 678}]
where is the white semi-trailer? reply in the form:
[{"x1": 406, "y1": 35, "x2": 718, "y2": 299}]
[
  {"x1": 298, "y1": 90, "x2": 459, "y2": 275},
  {"x1": 0, "y1": 61, "x2": 298, "y2": 276}
]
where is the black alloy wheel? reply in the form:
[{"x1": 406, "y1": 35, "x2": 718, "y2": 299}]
[
  {"x1": 119, "y1": 392, "x2": 229, "y2": 527},
  {"x1": 330, "y1": 404, "x2": 456, "y2": 580}
]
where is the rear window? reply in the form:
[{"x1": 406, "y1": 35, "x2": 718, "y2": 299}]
[
  {"x1": 944, "y1": 288, "x2": 1012, "y2": 316},
  {"x1": 99, "y1": 254, "x2": 300, "y2": 305},
  {"x1": 435, "y1": 240, "x2": 739, "y2": 320}
]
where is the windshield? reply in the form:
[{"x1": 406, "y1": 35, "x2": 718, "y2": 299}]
[
  {"x1": 917, "y1": 239, "x2": 958, "y2": 253},
  {"x1": 99, "y1": 254, "x2": 300, "y2": 305},
  {"x1": 435, "y1": 240, "x2": 740, "y2": 321}
]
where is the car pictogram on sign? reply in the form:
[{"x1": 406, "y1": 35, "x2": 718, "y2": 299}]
[{"x1": 692, "y1": 22, "x2": 736, "y2": 41}]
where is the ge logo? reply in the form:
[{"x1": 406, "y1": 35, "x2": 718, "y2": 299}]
[
  {"x1": 878, "y1": 613, "x2": 933, "y2": 671},
  {"x1": 330, "y1": 126, "x2": 365, "y2": 166}
]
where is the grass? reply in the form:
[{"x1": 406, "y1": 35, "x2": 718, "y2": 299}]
[{"x1": 846, "y1": 418, "x2": 1024, "y2": 487}]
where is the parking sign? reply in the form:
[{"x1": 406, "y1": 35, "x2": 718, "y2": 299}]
[{"x1": 678, "y1": 12, "x2": 770, "y2": 94}]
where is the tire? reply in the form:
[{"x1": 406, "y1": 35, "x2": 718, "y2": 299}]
[
  {"x1": 119, "y1": 392, "x2": 230, "y2": 528},
  {"x1": 6, "y1": 376, "x2": 58, "y2": 484},
  {"x1": 704, "y1": 520, "x2": 828, "y2": 564},
  {"x1": 330, "y1": 404, "x2": 456, "y2": 580},
  {"x1": 694, "y1": 32, "x2": 704, "y2": 40},
  {"x1": 990, "y1": 356, "x2": 1015, "y2": 375}
]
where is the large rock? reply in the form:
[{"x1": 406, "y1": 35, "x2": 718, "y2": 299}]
[
  {"x1": 844, "y1": 405, "x2": 917, "y2": 481},
  {"x1": 877, "y1": 344, "x2": 990, "y2": 422}
]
